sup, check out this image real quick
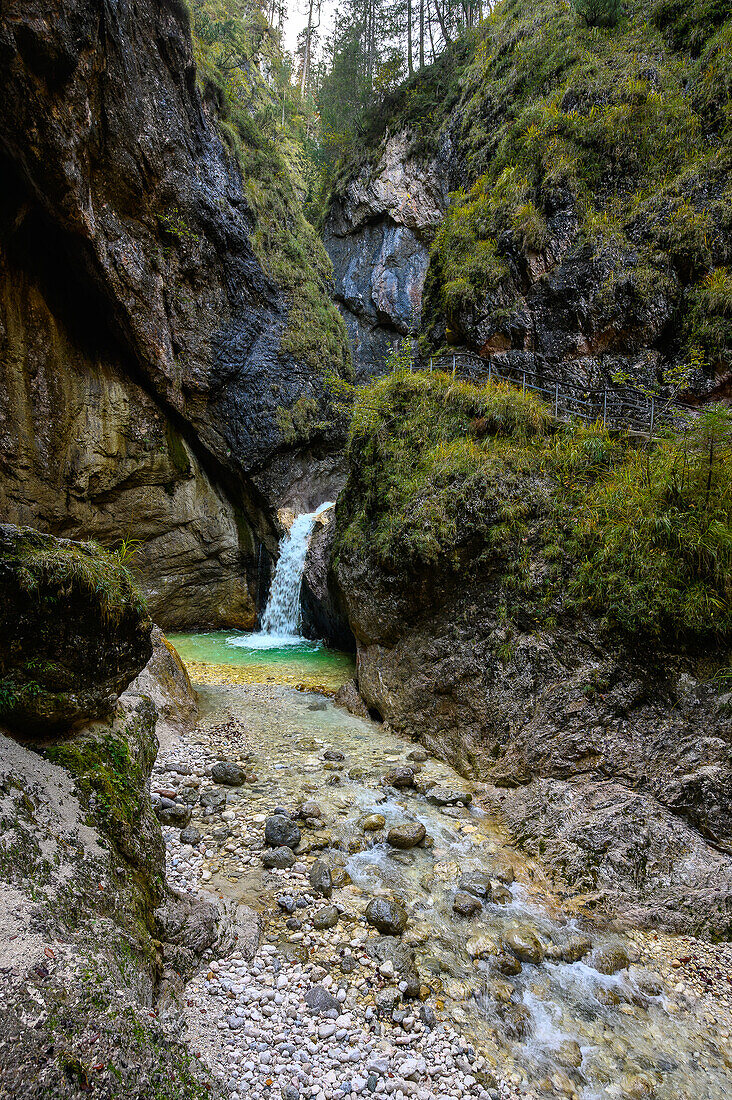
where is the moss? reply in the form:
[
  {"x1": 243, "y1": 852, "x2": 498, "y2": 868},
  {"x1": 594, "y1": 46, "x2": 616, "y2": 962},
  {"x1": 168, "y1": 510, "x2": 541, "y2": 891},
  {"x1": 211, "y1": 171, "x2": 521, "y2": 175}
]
[
  {"x1": 337, "y1": 370, "x2": 732, "y2": 643},
  {"x1": 187, "y1": 3, "x2": 351, "y2": 385},
  {"x1": 353, "y1": 0, "x2": 732, "y2": 367},
  {"x1": 12, "y1": 535, "x2": 146, "y2": 625}
]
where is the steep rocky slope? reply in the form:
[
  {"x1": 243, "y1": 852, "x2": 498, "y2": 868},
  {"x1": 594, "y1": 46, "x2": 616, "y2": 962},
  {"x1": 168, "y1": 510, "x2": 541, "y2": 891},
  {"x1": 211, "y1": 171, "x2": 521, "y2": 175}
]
[
  {"x1": 0, "y1": 0, "x2": 349, "y2": 627},
  {"x1": 0, "y1": 528, "x2": 257, "y2": 1097},
  {"x1": 333, "y1": 371, "x2": 732, "y2": 935},
  {"x1": 324, "y1": 0, "x2": 732, "y2": 394}
]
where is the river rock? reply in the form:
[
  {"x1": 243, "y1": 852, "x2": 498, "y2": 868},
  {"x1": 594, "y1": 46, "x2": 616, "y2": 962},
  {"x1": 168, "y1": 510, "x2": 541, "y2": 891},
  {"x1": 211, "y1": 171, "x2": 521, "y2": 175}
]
[
  {"x1": 556, "y1": 1040, "x2": 583, "y2": 1068},
  {"x1": 466, "y1": 935, "x2": 499, "y2": 960},
  {"x1": 458, "y1": 871, "x2": 492, "y2": 898},
  {"x1": 323, "y1": 749, "x2": 345, "y2": 761},
  {"x1": 304, "y1": 984, "x2": 340, "y2": 1014},
  {"x1": 211, "y1": 761, "x2": 246, "y2": 786},
  {"x1": 156, "y1": 802, "x2": 191, "y2": 827},
  {"x1": 388, "y1": 823, "x2": 426, "y2": 849},
  {"x1": 300, "y1": 800, "x2": 322, "y2": 818},
  {"x1": 493, "y1": 952, "x2": 522, "y2": 976},
  {"x1": 263, "y1": 846, "x2": 296, "y2": 869},
  {"x1": 591, "y1": 944, "x2": 630, "y2": 974},
  {"x1": 179, "y1": 826, "x2": 201, "y2": 846},
  {"x1": 313, "y1": 905, "x2": 340, "y2": 930},
  {"x1": 562, "y1": 934, "x2": 592, "y2": 962},
  {"x1": 363, "y1": 814, "x2": 386, "y2": 831},
  {"x1": 407, "y1": 749, "x2": 428, "y2": 763},
  {"x1": 427, "y1": 787, "x2": 472, "y2": 806},
  {"x1": 453, "y1": 891, "x2": 482, "y2": 917},
  {"x1": 502, "y1": 926, "x2": 545, "y2": 964},
  {"x1": 200, "y1": 789, "x2": 227, "y2": 811},
  {"x1": 500, "y1": 1002, "x2": 532, "y2": 1038},
  {"x1": 309, "y1": 859, "x2": 333, "y2": 897},
  {"x1": 264, "y1": 814, "x2": 301, "y2": 849},
  {"x1": 383, "y1": 767, "x2": 416, "y2": 790},
  {"x1": 491, "y1": 883, "x2": 513, "y2": 904},
  {"x1": 365, "y1": 897, "x2": 408, "y2": 935},
  {"x1": 490, "y1": 853, "x2": 516, "y2": 885}
]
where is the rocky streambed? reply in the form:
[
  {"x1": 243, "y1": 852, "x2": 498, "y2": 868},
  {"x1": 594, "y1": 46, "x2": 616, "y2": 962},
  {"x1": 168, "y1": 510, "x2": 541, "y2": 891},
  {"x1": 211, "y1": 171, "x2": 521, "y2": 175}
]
[{"x1": 152, "y1": 680, "x2": 732, "y2": 1100}]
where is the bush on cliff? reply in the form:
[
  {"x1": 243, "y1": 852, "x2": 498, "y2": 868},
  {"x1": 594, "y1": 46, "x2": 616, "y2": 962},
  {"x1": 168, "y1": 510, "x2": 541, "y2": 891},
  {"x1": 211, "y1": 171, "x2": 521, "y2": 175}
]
[{"x1": 337, "y1": 372, "x2": 732, "y2": 643}]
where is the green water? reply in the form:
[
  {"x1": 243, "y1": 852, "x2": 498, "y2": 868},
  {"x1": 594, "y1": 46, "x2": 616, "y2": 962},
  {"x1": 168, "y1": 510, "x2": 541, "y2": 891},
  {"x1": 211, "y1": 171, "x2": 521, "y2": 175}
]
[{"x1": 168, "y1": 630, "x2": 355, "y2": 691}]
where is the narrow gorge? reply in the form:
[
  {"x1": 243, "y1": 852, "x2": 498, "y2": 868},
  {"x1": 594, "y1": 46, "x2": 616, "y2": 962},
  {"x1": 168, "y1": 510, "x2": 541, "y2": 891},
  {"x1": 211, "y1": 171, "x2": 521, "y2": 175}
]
[{"x1": 1, "y1": 1, "x2": 731, "y2": 1099}]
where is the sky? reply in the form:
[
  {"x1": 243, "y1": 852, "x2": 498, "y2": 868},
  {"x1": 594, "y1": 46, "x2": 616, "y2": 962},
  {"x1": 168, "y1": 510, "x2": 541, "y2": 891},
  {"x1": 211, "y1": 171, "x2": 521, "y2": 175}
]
[{"x1": 282, "y1": 0, "x2": 334, "y2": 55}]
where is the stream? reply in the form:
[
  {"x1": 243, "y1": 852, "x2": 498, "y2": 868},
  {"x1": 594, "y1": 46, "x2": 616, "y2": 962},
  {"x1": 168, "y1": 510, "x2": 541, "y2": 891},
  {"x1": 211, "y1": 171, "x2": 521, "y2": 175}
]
[{"x1": 157, "y1": 509, "x2": 732, "y2": 1100}]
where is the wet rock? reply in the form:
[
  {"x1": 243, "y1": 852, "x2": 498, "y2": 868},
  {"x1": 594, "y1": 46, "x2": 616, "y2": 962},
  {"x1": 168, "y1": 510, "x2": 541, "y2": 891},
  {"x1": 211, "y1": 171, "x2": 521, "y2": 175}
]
[
  {"x1": 334, "y1": 679, "x2": 371, "y2": 720},
  {"x1": 210, "y1": 761, "x2": 246, "y2": 786},
  {"x1": 459, "y1": 871, "x2": 493, "y2": 898},
  {"x1": 628, "y1": 966, "x2": 664, "y2": 997},
  {"x1": 363, "y1": 814, "x2": 386, "y2": 831},
  {"x1": 263, "y1": 846, "x2": 296, "y2": 869},
  {"x1": 300, "y1": 801, "x2": 322, "y2": 819},
  {"x1": 156, "y1": 802, "x2": 191, "y2": 827},
  {"x1": 387, "y1": 822, "x2": 426, "y2": 849},
  {"x1": 304, "y1": 984, "x2": 340, "y2": 1014},
  {"x1": 323, "y1": 749, "x2": 345, "y2": 761},
  {"x1": 200, "y1": 789, "x2": 227, "y2": 811},
  {"x1": 179, "y1": 825, "x2": 201, "y2": 846},
  {"x1": 502, "y1": 926, "x2": 545, "y2": 965},
  {"x1": 308, "y1": 700, "x2": 327, "y2": 711},
  {"x1": 286, "y1": 917, "x2": 302, "y2": 930},
  {"x1": 211, "y1": 826, "x2": 230, "y2": 841},
  {"x1": 500, "y1": 1002, "x2": 532, "y2": 1039},
  {"x1": 620, "y1": 1073, "x2": 656, "y2": 1098},
  {"x1": 490, "y1": 853, "x2": 516, "y2": 885},
  {"x1": 562, "y1": 934, "x2": 593, "y2": 962},
  {"x1": 493, "y1": 953, "x2": 523, "y2": 976},
  {"x1": 368, "y1": 937, "x2": 421, "y2": 997},
  {"x1": 264, "y1": 814, "x2": 301, "y2": 850},
  {"x1": 556, "y1": 1040, "x2": 583, "y2": 1069},
  {"x1": 486, "y1": 978, "x2": 514, "y2": 1004},
  {"x1": 427, "y1": 787, "x2": 472, "y2": 806},
  {"x1": 383, "y1": 767, "x2": 416, "y2": 790},
  {"x1": 330, "y1": 865, "x2": 351, "y2": 889},
  {"x1": 309, "y1": 859, "x2": 333, "y2": 898},
  {"x1": 407, "y1": 749, "x2": 428, "y2": 763},
  {"x1": 467, "y1": 935, "x2": 499, "y2": 960},
  {"x1": 591, "y1": 944, "x2": 630, "y2": 974},
  {"x1": 453, "y1": 891, "x2": 482, "y2": 917},
  {"x1": 365, "y1": 897, "x2": 408, "y2": 935},
  {"x1": 313, "y1": 906, "x2": 340, "y2": 930},
  {"x1": 491, "y1": 883, "x2": 512, "y2": 904}
]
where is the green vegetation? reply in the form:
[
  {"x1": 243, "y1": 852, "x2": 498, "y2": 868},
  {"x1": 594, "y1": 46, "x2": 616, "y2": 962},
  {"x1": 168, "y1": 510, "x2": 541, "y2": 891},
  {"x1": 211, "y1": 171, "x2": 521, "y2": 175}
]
[
  {"x1": 337, "y1": 370, "x2": 732, "y2": 642},
  {"x1": 186, "y1": 0, "x2": 351, "y2": 384},
  {"x1": 336, "y1": 0, "x2": 730, "y2": 375},
  {"x1": 13, "y1": 534, "x2": 146, "y2": 624}
]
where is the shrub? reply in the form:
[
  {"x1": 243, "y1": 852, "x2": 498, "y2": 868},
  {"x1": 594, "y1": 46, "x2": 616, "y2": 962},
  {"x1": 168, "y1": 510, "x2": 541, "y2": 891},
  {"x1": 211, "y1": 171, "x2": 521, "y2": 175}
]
[{"x1": 570, "y1": 0, "x2": 623, "y2": 27}]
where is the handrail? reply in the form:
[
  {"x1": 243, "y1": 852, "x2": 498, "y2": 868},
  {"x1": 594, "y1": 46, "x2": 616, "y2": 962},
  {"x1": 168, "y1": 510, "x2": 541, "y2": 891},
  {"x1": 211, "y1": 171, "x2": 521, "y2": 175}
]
[{"x1": 424, "y1": 351, "x2": 691, "y2": 439}]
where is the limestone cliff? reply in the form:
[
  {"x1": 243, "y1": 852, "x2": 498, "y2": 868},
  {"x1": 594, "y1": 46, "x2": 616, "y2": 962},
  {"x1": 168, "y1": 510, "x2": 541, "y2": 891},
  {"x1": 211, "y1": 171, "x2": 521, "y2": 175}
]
[{"x1": 0, "y1": 0, "x2": 349, "y2": 627}]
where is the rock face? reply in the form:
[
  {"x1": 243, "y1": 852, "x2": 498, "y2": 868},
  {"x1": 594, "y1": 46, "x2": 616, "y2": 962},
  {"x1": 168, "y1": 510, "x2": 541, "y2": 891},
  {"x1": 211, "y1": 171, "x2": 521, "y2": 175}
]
[
  {"x1": 301, "y1": 509, "x2": 354, "y2": 649},
  {"x1": 0, "y1": 524, "x2": 152, "y2": 734},
  {"x1": 322, "y1": 132, "x2": 449, "y2": 380},
  {"x1": 0, "y1": 0, "x2": 346, "y2": 627},
  {"x1": 335, "y1": 549, "x2": 732, "y2": 935}
]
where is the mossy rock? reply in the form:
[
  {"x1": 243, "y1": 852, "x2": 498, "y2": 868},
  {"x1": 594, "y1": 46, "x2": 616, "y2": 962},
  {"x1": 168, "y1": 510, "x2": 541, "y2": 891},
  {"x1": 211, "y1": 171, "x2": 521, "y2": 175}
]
[{"x1": 0, "y1": 524, "x2": 152, "y2": 734}]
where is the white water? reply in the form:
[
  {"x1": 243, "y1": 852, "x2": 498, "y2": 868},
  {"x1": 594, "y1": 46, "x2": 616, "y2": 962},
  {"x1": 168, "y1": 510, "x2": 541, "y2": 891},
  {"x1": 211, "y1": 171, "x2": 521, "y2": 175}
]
[{"x1": 234, "y1": 501, "x2": 334, "y2": 647}]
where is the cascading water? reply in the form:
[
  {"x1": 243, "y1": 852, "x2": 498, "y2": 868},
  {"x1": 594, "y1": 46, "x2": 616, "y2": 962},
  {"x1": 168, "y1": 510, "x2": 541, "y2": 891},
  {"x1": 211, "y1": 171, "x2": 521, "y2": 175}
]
[{"x1": 257, "y1": 502, "x2": 334, "y2": 638}]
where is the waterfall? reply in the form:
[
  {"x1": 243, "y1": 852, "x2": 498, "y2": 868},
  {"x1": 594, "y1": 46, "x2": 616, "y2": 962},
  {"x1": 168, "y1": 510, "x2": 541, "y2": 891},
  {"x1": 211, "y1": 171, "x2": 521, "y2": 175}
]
[{"x1": 258, "y1": 502, "x2": 334, "y2": 639}]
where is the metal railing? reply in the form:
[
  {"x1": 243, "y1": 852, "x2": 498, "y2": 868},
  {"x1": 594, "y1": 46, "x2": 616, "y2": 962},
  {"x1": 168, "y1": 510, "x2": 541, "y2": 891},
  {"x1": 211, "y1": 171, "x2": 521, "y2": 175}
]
[{"x1": 425, "y1": 351, "x2": 691, "y2": 438}]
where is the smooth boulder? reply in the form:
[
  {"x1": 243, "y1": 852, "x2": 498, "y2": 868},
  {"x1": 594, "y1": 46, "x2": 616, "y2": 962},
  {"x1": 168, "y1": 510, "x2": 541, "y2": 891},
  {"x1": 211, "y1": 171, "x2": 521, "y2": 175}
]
[
  {"x1": 502, "y1": 926, "x2": 545, "y2": 965},
  {"x1": 263, "y1": 846, "x2": 296, "y2": 869},
  {"x1": 388, "y1": 823, "x2": 426, "y2": 849},
  {"x1": 365, "y1": 897, "x2": 408, "y2": 935}
]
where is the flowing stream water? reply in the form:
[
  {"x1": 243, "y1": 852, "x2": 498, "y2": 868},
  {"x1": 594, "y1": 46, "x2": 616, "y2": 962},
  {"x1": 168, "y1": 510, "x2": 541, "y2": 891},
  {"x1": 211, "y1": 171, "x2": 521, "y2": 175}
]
[{"x1": 164, "y1": 510, "x2": 732, "y2": 1100}]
